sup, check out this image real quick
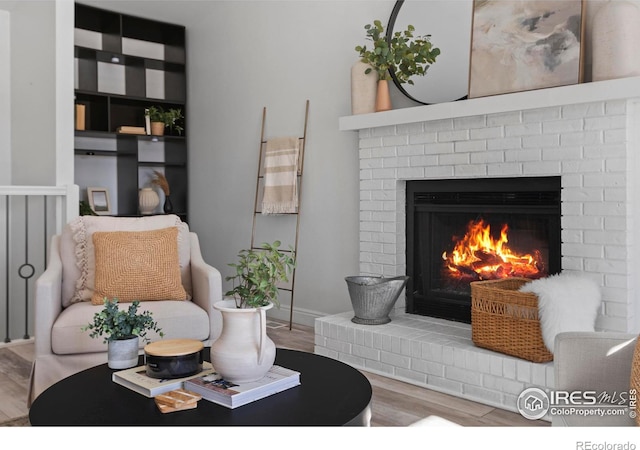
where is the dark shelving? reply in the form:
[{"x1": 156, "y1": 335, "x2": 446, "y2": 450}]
[{"x1": 74, "y1": 2, "x2": 187, "y2": 219}]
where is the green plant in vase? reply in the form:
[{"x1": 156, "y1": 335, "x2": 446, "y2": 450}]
[
  {"x1": 147, "y1": 106, "x2": 184, "y2": 136},
  {"x1": 355, "y1": 20, "x2": 440, "y2": 111},
  {"x1": 225, "y1": 241, "x2": 296, "y2": 309},
  {"x1": 83, "y1": 298, "x2": 163, "y2": 344},
  {"x1": 355, "y1": 19, "x2": 441, "y2": 83}
]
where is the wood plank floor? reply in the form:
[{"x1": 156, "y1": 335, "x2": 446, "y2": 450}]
[{"x1": 0, "y1": 319, "x2": 548, "y2": 426}]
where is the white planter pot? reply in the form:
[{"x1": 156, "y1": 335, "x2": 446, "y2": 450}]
[
  {"x1": 209, "y1": 299, "x2": 276, "y2": 383},
  {"x1": 108, "y1": 336, "x2": 139, "y2": 369}
]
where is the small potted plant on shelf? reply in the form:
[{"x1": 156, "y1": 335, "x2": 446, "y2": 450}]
[
  {"x1": 210, "y1": 241, "x2": 296, "y2": 384},
  {"x1": 147, "y1": 106, "x2": 184, "y2": 136},
  {"x1": 83, "y1": 298, "x2": 164, "y2": 369},
  {"x1": 355, "y1": 19, "x2": 440, "y2": 112}
]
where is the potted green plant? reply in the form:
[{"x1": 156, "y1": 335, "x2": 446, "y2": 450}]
[
  {"x1": 355, "y1": 20, "x2": 440, "y2": 111},
  {"x1": 147, "y1": 106, "x2": 184, "y2": 136},
  {"x1": 83, "y1": 298, "x2": 164, "y2": 369},
  {"x1": 224, "y1": 240, "x2": 296, "y2": 309},
  {"x1": 210, "y1": 241, "x2": 295, "y2": 383}
]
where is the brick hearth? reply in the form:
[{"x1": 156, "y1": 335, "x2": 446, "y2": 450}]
[
  {"x1": 315, "y1": 310, "x2": 553, "y2": 415},
  {"x1": 314, "y1": 78, "x2": 640, "y2": 414}
]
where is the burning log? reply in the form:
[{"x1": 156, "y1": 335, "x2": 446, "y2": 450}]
[{"x1": 442, "y1": 219, "x2": 546, "y2": 284}]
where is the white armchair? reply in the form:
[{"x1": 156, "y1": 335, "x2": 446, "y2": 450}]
[{"x1": 28, "y1": 215, "x2": 223, "y2": 405}]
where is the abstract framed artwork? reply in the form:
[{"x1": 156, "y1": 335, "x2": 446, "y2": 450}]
[
  {"x1": 468, "y1": 0, "x2": 584, "y2": 99},
  {"x1": 87, "y1": 187, "x2": 111, "y2": 215}
]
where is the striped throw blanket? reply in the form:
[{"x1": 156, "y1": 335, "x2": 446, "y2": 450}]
[{"x1": 262, "y1": 136, "x2": 299, "y2": 214}]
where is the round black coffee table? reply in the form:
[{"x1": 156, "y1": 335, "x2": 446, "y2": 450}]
[{"x1": 28, "y1": 348, "x2": 372, "y2": 426}]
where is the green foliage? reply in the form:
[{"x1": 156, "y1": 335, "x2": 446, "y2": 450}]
[
  {"x1": 83, "y1": 298, "x2": 164, "y2": 343},
  {"x1": 79, "y1": 200, "x2": 97, "y2": 216},
  {"x1": 225, "y1": 241, "x2": 296, "y2": 309},
  {"x1": 355, "y1": 19, "x2": 441, "y2": 84},
  {"x1": 147, "y1": 106, "x2": 184, "y2": 135}
]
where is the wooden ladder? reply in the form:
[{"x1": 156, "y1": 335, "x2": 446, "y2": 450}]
[{"x1": 250, "y1": 100, "x2": 309, "y2": 330}]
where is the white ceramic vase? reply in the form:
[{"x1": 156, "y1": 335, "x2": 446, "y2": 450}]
[
  {"x1": 139, "y1": 187, "x2": 160, "y2": 215},
  {"x1": 592, "y1": 1, "x2": 640, "y2": 81},
  {"x1": 351, "y1": 60, "x2": 377, "y2": 115},
  {"x1": 108, "y1": 336, "x2": 139, "y2": 369},
  {"x1": 209, "y1": 299, "x2": 276, "y2": 383}
]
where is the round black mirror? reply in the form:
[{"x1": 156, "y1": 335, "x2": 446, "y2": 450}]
[{"x1": 386, "y1": 0, "x2": 474, "y2": 105}]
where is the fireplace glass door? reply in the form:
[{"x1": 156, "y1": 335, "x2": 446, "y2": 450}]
[{"x1": 406, "y1": 177, "x2": 561, "y2": 323}]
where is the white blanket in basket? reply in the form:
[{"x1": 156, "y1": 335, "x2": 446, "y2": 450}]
[{"x1": 519, "y1": 273, "x2": 601, "y2": 352}]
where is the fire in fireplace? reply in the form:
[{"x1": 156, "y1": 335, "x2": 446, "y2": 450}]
[{"x1": 406, "y1": 177, "x2": 561, "y2": 323}]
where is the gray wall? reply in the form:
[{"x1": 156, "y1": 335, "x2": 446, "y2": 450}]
[
  {"x1": 0, "y1": 0, "x2": 59, "y2": 186},
  {"x1": 82, "y1": 0, "x2": 407, "y2": 325}
]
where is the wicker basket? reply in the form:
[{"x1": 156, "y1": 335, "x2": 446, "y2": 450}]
[{"x1": 470, "y1": 277, "x2": 553, "y2": 363}]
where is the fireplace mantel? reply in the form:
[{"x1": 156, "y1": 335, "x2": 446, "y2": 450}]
[{"x1": 339, "y1": 76, "x2": 640, "y2": 131}]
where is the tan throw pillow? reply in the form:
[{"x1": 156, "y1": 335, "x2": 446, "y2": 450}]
[
  {"x1": 91, "y1": 227, "x2": 187, "y2": 305},
  {"x1": 65, "y1": 214, "x2": 192, "y2": 306},
  {"x1": 631, "y1": 337, "x2": 640, "y2": 425}
]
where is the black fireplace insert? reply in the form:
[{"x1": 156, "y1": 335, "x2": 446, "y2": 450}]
[{"x1": 406, "y1": 177, "x2": 561, "y2": 323}]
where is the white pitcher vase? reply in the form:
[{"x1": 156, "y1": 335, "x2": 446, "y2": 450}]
[{"x1": 209, "y1": 299, "x2": 276, "y2": 383}]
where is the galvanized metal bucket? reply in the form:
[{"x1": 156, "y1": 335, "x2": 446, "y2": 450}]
[{"x1": 345, "y1": 276, "x2": 409, "y2": 325}]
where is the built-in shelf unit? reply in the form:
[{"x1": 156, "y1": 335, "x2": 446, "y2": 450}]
[{"x1": 74, "y1": 2, "x2": 187, "y2": 219}]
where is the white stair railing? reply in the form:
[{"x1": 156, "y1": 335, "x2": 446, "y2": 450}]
[{"x1": 0, "y1": 185, "x2": 78, "y2": 344}]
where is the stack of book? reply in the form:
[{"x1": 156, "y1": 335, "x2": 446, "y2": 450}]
[
  {"x1": 112, "y1": 361, "x2": 215, "y2": 397},
  {"x1": 184, "y1": 365, "x2": 301, "y2": 409},
  {"x1": 117, "y1": 125, "x2": 147, "y2": 135}
]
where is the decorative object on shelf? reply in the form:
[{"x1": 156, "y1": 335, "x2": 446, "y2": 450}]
[
  {"x1": 355, "y1": 19, "x2": 440, "y2": 112},
  {"x1": 351, "y1": 60, "x2": 377, "y2": 115},
  {"x1": 75, "y1": 104, "x2": 86, "y2": 130},
  {"x1": 148, "y1": 106, "x2": 184, "y2": 136},
  {"x1": 117, "y1": 125, "x2": 146, "y2": 135},
  {"x1": 385, "y1": 0, "x2": 473, "y2": 105},
  {"x1": 468, "y1": 0, "x2": 584, "y2": 99},
  {"x1": 151, "y1": 170, "x2": 172, "y2": 213},
  {"x1": 87, "y1": 187, "x2": 111, "y2": 216},
  {"x1": 138, "y1": 187, "x2": 160, "y2": 215},
  {"x1": 82, "y1": 298, "x2": 164, "y2": 369},
  {"x1": 375, "y1": 79, "x2": 392, "y2": 112},
  {"x1": 210, "y1": 241, "x2": 296, "y2": 383},
  {"x1": 591, "y1": 1, "x2": 640, "y2": 82},
  {"x1": 163, "y1": 196, "x2": 173, "y2": 214},
  {"x1": 345, "y1": 275, "x2": 409, "y2": 325}
]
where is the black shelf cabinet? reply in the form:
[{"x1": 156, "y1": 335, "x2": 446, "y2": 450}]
[{"x1": 74, "y1": 3, "x2": 188, "y2": 219}]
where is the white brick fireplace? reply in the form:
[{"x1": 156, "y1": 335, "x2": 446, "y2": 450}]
[{"x1": 315, "y1": 77, "x2": 640, "y2": 415}]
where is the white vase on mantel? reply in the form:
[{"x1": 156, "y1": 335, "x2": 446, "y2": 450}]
[
  {"x1": 139, "y1": 187, "x2": 160, "y2": 215},
  {"x1": 351, "y1": 60, "x2": 377, "y2": 115},
  {"x1": 591, "y1": 1, "x2": 640, "y2": 81}
]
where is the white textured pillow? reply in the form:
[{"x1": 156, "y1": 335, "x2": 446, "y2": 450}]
[{"x1": 61, "y1": 215, "x2": 191, "y2": 306}]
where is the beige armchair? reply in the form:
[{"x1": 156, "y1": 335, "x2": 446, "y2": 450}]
[
  {"x1": 553, "y1": 331, "x2": 638, "y2": 426},
  {"x1": 28, "y1": 215, "x2": 222, "y2": 405}
]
